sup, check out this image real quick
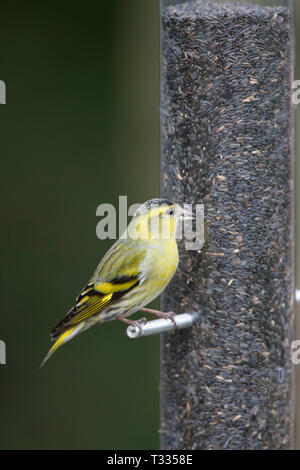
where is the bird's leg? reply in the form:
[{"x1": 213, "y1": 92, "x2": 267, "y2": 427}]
[
  {"x1": 118, "y1": 317, "x2": 144, "y2": 336},
  {"x1": 140, "y1": 307, "x2": 178, "y2": 329}
]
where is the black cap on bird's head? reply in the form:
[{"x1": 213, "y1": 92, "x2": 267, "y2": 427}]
[
  {"x1": 134, "y1": 198, "x2": 177, "y2": 217},
  {"x1": 144, "y1": 198, "x2": 175, "y2": 208}
]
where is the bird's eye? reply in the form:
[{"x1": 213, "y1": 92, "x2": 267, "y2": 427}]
[{"x1": 166, "y1": 208, "x2": 175, "y2": 216}]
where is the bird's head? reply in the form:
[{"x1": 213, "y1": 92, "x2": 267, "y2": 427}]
[{"x1": 127, "y1": 198, "x2": 192, "y2": 241}]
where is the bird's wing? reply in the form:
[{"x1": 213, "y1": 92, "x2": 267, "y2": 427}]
[{"x1": 51, "y1": 240, "x2": 146, "y2": 339}]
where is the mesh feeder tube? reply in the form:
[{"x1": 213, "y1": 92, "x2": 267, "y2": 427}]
[{"x1": 160, "y1": 0, "x2": 295, "y2": 450}]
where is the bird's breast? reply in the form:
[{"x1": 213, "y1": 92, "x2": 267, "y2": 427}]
[{"x1": 141, "y1": 239, "x2": 179, "y2": 293}]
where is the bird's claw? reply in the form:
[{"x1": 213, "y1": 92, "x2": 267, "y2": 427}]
[
  {"x1": 136, "y1": 317, "x2": 147, "y2": 326},
  {"x1": 167, "y1": 312, "x2": 179, "y2": 330},
  {"x1": 132, "y1": 320, "x2": 144, "y2": 337},
  {"x1": 159, "y1": 311, "x2": 178, "y2": 330}
]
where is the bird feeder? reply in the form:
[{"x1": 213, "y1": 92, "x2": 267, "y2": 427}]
[{"x1": 160, "y1": 0, "x2": 295, "y2": 449}]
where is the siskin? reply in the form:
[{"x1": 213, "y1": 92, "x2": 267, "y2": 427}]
[{"x1": 41, "y1": 198, "x2": 192, "y2": 366}]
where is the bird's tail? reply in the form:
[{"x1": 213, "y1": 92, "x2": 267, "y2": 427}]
[{"x1": 40, "y1": 323, "x2": 85, "y2": 368}]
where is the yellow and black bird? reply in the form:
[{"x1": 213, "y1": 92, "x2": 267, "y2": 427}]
[{"x1": 41, "y1": 198, "x2": 191, "y2": 366}]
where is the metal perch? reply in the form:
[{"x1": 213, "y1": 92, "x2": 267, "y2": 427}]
[{"x1": 125, "y1": 312, "x2": 199, "y2": 339}]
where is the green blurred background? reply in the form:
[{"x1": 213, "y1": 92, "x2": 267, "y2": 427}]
[{"x1": 0, "y1": 0, "x2": 299, "y2": 449}]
